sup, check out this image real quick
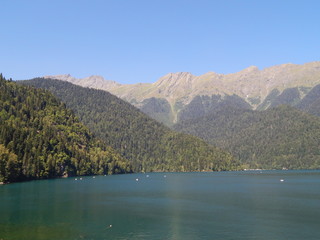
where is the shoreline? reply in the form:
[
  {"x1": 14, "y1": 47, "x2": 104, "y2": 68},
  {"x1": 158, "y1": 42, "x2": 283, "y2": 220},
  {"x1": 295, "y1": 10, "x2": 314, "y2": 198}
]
[{"x1": 2, "y1": 168, "x2": 320, "y2": 185}]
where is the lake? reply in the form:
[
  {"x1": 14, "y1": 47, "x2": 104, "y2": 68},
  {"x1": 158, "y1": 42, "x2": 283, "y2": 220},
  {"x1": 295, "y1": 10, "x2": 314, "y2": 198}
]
[{"x1": 0, "y1": 170, "x2": 320, "y2": 240}]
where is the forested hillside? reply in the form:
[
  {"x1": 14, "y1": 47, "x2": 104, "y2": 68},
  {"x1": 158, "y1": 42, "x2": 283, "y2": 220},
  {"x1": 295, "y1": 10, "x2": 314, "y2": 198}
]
[
  {"x1": 0, "y1": 75, "x2": 131, "y2": 183},
  {"x1": 21, "y1": 78, "x2": 241, "y2": 172},
  {"x1": 139, "y1": 97, "x2": 174, "y2": 126},
  {"x1": 174, "y1": 105, "x2": 320, "y2": 170},
  {"x1": 297, "y1": 84, "x2": 320, "y2": 116},
  {"x1": 177, "y1": 94, "x2": 252, "y2": 122}
]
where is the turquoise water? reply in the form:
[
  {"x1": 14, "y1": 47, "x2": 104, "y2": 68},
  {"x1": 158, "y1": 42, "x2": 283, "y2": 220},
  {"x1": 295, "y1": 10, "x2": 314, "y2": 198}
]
[{"x1": 0, "y1": 171, "x2": 320, "y2": 240}]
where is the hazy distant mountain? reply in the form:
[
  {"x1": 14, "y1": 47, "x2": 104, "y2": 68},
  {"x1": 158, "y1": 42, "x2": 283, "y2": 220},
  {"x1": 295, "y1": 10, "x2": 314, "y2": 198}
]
[
  {"x1": 43, "y1": 61, "x2": 320, "y2": 126},
  {"x1": 44, "y1": 74, "x2": 121, "y2": 91}
]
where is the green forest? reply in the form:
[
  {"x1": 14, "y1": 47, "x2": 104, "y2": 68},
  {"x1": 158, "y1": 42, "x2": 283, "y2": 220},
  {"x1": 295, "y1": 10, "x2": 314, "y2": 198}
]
[
  {"x1": 21, "y1": 78, "x2": 241, "y2": 173},
  {"x1": 0, "y1": 75, "x2": 131, "y2": 183},
  {"x1": 174, "y1": 105, "x2": 320, "y2": 169}
]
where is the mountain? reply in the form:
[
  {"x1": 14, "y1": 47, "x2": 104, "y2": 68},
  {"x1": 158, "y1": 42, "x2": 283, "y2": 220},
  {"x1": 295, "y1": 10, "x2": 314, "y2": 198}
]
[
  {"x1": 178, "y1": 94, "x2": 252, "y2": 122},
  {"x1": 174, "y1": 105, "x2": 320, "y2": 170},
  {"x1": 296, "y1": 84, "x2": 320, "y2": 116},
  {"x1": 44, "y1": 74, "x2": 121, "y2": 90},
  {"x1": 0, "y1": 75, "x2": 131, "y2": 183},
  {"x1": 44, "y1": 61, "x2": 320, "y2": 125},
  {"x1": 20, "y1": 78, "x2": 241, "y2": 172},
  {"x1": 139, "y1": 97, "x2": 174, "y2": 126}
]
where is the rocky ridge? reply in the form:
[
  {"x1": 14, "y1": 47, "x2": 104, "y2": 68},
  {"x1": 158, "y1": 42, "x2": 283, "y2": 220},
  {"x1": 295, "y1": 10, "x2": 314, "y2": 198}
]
[
  {"x1": 43, "y1": 61, "x2": 320, "y2": 124},
  {"x1": 44, "y1": 74, "x2": 121, "y2": 91}
]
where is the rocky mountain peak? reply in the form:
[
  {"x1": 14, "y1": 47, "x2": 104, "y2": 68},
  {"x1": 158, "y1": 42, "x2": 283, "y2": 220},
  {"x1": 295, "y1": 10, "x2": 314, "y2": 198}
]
[
  {"x1": 232, "y1": 66, "x2": 260, "y2": 78},
  {"x1": 85, "y1": 75, "x2": 105, "y2": 81},
  {"x1": 244, "y1": 65, "x2": 259, "y2": 72},
  {"x1": 153, "y1": 72, "x2": 195, "y2": 88}
]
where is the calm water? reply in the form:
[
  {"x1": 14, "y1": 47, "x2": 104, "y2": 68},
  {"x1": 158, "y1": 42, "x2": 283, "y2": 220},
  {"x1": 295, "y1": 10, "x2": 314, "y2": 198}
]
[{"x1": 1, "y1": 171, "x2": 320, "y2": 240}]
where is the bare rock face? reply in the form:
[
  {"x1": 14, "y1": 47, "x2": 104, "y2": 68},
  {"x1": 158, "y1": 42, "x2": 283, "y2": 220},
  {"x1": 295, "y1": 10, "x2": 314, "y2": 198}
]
[
  {"x1": 154, "y1": 72, "x2": 195, "y2": 89},
  {"x1": 149, "y1": 72, "x2": 196, "y2": 101}
]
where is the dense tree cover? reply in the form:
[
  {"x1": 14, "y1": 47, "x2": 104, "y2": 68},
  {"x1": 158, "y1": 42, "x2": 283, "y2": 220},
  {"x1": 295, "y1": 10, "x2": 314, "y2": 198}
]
[
  {"x1": 257, "y1": 86, "x2": 312, "y2": 111},
  {"x1": 140, "y1": 97, "x2": 174, "y2": 127},
  {"x1": 297, "y1": 84, "x2": 320, "y2": 117},
  {"x1": 0, "y1": 75, "x2": 131, "y2": 183},
  {"x1": 268, "y1": 88, "x2": 301, "y2": 108},
  {"x1": 178, "y1": 94, "x2": 252, "y2": 122},
  {"x1": 174, "y1": 105, "x2": 320, "y2": 170},
  {"x1": 21, "y1": 78, "x2": 241, "y2": 172}
]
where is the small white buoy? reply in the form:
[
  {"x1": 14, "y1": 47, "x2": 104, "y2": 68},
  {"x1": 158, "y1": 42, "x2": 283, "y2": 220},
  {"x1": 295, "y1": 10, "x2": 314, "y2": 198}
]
[
  {"x1": 164, "y1": 175, "x2": 167, "y2": 178},
  {"x1": 146, "y1": 175, "x2": 149, "y2": 178},
  {"x1": 75, "y1": 178, "x2": 77, "y2": 181},
  {"x1": 93, "y1": 176, "x2": 95, "y2": 178},
  {"x1": 136, "y1": 178, "x2": 139, "y2": 181},
  {"x1": 80, "y1": 178, "x2": 83, "y2": 180},
  {"x1": 280, "y1": 179, "x2": 284, "y2": 182}
]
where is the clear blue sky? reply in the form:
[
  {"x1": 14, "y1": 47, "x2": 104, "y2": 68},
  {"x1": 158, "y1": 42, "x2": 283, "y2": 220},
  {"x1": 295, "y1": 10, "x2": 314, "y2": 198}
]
[{"x1": 1, "y1": 0, "x2": 319, "y2": 84}]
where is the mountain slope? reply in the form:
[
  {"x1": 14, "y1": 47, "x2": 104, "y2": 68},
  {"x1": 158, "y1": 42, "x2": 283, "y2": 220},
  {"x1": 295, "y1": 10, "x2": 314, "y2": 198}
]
[
  {"x1": 20, "y1": 78, "x2": 241, "y2": 172},
  {"x1": 139, "y1": 97, "x2": 174, "y2": 126},
  {"x1": 174, "y1": 105, "x2": 320, "y2": 169},
  {"x1": 296, "y1": 84, "x2": 320, "y2": 116},
  {"x1": 178, "y1": 94, "x2": 252, "y2": 122},
  {"x1": 0, "y1": 75, "x2": 131, "y2": 183},
  {"x1": 44, "y1": 61, "x2": 320, "y2": 125}
]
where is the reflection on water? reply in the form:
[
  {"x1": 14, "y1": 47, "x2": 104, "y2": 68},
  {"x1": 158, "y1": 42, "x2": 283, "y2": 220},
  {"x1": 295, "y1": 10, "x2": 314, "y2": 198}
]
[{"x1": 1, "y1": 170, "x2": 320, "y2": 240}]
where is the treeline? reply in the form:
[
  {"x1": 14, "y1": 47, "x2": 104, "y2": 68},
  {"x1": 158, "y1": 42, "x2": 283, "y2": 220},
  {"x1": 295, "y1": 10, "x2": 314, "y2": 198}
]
[
  {"x1": 174, "y1": 105, "x2": 320, "y2": 170},
  {"x1": 21, "y1": 78, "x2": 241, "y2": 172},
  {"x1": 0, "y1": 75, "x2": 131, "y2": 183}
]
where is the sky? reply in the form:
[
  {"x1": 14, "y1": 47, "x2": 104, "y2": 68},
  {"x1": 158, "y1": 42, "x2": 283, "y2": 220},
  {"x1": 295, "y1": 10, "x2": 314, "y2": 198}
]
[{"x1": 1, "y1": 0, "x2": 320, "y2": 84}]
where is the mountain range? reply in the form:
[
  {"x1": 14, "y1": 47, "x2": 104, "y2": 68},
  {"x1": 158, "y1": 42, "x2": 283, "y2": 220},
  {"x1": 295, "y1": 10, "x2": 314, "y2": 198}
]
[
  {"x1": 44, "y1": 61, "x2": 320, "y2": 126},
  {"x1": 3, "y1": 60, "x2": 320, "y2": 183},
  {"x1": 20, "y1": 78, "x2": 240, "y2": 173},
  {"x1": 4, "y1": 60, "x2": 319, "y2": 176}
]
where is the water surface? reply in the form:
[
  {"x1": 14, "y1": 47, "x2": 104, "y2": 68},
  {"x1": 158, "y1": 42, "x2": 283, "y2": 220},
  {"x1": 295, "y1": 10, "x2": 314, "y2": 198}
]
[{"x1": 1, "y1": 170, "x2": 320, "y2": 239}]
